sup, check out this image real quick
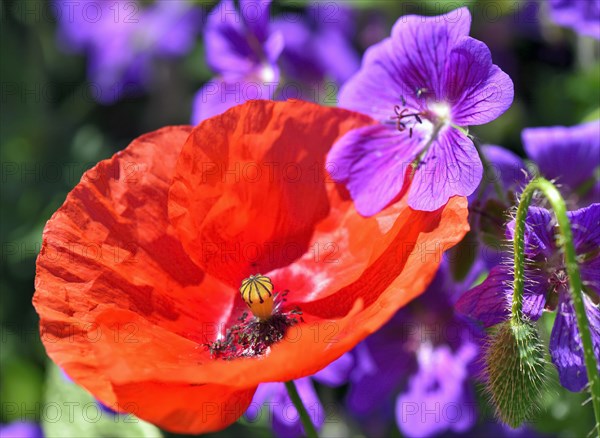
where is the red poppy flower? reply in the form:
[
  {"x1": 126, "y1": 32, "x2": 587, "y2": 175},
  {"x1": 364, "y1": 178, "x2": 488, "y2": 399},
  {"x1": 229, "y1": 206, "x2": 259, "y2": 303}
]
[{"x1": 33, "y1": 100, "x2": 469, "y2": 434}]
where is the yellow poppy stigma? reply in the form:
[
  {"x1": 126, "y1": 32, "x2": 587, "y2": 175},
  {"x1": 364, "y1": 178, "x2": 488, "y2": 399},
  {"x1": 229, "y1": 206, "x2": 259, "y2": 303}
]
[{"x1": 240, "y1": 274, "x2": 274, "y2": 320}]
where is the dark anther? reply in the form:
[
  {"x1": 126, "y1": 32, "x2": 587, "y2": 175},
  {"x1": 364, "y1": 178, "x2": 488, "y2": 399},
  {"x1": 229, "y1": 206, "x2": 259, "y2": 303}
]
[{"x1": 390, "y1": 103, "x2": 426, "y2": 134}]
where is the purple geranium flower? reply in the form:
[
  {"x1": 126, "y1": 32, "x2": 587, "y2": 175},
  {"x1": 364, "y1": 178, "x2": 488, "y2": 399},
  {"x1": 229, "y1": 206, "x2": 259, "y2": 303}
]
[
  {"x1": 456, "y1": 204, "x2": 600, "y2": 392},
  {"x1": 244, "y1": 355, "x2": 352, "y2": 438},
  {"x1": 548, "y1": 0, "x2": 600, "y2": 40},
  {"x1": 327, "y1": 7, "x2": 514, "y2": 215},
  {"x1": 475, "y1": 144, "x2": 529, "y2": 204},
  {"x1": 191, "y1": 0, "x2": 359, "y2": 124},
  {"x1": 342, "y1": 260, "x2": 484, "y2": 437},
  {"x1": 522, "y1": 120, "x2": 600, "y2": 206},
  {"x1": 271, "y1": 4, "x2": 359, "y2": 87},
  {"x1": 192, "y1": 0, "x2": 284, "y2": 122},
  {"x1": 246, "y1": 378, "x2": 324, "y2": 438},
  {"x1": 54, "y1": 0, "x2": 202, "y2": 103}
]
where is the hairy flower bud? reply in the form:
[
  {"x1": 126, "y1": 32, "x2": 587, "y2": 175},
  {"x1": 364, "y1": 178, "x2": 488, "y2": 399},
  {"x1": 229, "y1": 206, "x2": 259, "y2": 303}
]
[{"x1": 485, "y1": 320, "x2": 546, "y2": 428}]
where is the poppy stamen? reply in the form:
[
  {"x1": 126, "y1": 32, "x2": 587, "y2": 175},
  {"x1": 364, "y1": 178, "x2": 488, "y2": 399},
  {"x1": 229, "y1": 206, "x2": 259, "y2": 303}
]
[
  {"x1": 206, "y1": 276, "x2": 303, "y2": 360},
  {"x1": 240, "y1": 274, "x2": 274, "y2": 320}
]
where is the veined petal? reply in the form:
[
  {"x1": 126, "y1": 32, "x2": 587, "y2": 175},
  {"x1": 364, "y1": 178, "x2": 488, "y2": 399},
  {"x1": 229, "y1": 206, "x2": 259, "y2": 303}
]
[
  {"x1": 205, "y1": 0, "x2": 260, "y2": 79},
  {"x1": 522, "y1": 121, "x2": 600, "y2": 198},
  {"x1": 549, "y1": 292, "x2": 600, "y2": 392},
  {"x1": 444, "y1": 37, "x2": 514, "y2": 126},
  {"x1": 389, "y1": 7, "x2": 472, "y2": 100},
  {"x1": 455, "y1": 265, "x2": 547, "y2": 327},
  {"x1": 339, "y1": 37, "x2": 413, "y2": 121},
  {"x1": 567, "y1": 203, "x2": 600, "y2": 255},
  {"x1": 506, "y1": 207, "x2": 556, "y2": 258},
  {"x1": 240, "y1": 0, "x2": 272, "y2": 44},
  {"x1": 408, "y1": 128, "x2": 482, "y2": 211},
  {"x1": 581, "y1": 256, "x2": 600, "y2": 298},
  {"x1": 469, "y1": 144, "x2": 527, "y2": 204},
  {"x1": 327, "y1": 124, "x2": 422, "y2": 217}
]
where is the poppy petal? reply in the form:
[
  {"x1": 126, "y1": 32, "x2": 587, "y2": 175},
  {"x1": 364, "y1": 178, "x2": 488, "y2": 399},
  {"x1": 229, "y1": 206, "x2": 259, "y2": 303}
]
[
  {"x1": 35, "y1": 101, "x2": 470, "y2": 435},
  {"x1": 169, "y1": 99, "x2": 373, "y2": 286},
  {"x1": 33, "y1": 126, "x2": 239, "y2": 427},
  {"x1": 84, "y1": 197, "x2": 469, "y2": 389}
]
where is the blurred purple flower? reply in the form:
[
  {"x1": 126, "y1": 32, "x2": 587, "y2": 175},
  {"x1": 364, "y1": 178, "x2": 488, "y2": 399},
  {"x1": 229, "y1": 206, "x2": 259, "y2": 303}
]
[
  {"x1": 192, "y1": 0, "x2": 283, "y2": 123},
  {"x1": 474, "y1": 144, "x2": 528, "y2": 204},
  {"x1": 245, "y1": 378, "x2": 324, "y2": 438},
  {"x1": 522, "y1": 120, "x2": 600, "y2": 205},
  {"x1": 468, "y1": 145, "x2": 529, "y2": 269},
  {"x1": 272, "y1": 4, "x2": 359, "y2": 86},
  {"x1": 244, "y1": 354, "x2": 352, "y2": 438},
  {"x1": 342, "y1": 261, "x2": 484, "y2": 438},
  {"x1": 0, "y1": 422, "x2": 43, "y2": 438},
  {"x1": 54, "y1": 0, "x2": 202, "y2": 104},
  {"x1": 548, "y1": 0, "x2": 600, "y2": 39},
  {"x1": 191, "y1": 0, "x2": 359, "y2": 124},
  {"x1": 326, "y1": 7, "x2": 514, "y2": 215},
  {"x1": 456, "y1": 204, "x2": 600, "y2": 392}
]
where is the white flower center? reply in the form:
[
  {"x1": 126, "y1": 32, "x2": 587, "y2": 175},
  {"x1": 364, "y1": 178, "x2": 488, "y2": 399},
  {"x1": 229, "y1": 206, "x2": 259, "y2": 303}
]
[
  {"x1": 429, "y1": 102, "x2": 452, "y2": 125},
  {"x1": 259, "y1": 65, "x2": 276, "y2": 82}
]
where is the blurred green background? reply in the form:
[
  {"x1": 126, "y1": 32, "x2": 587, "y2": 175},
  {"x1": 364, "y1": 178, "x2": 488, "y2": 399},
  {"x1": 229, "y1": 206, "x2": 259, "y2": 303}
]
[{"x1": 1, "y1": 0, "x2": 598, "y2": 437}]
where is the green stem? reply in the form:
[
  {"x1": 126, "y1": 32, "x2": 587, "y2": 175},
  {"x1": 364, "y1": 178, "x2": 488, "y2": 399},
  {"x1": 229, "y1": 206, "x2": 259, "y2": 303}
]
[
  {"x1": 285, "y1": 380, "x2": 318, "y2": 438},
  {"x1": 511, "y1": 177, "x2": 600, "y2": 435}
]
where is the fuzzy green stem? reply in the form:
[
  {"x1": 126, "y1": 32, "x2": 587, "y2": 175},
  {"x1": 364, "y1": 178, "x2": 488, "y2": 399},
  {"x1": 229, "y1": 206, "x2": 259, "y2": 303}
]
[
  {"x1": 512, "y1": 177, "x2": 600, "y2": 435},
  {"x1": 285, "y1": 380, "x2": 318, "y2": 438}
]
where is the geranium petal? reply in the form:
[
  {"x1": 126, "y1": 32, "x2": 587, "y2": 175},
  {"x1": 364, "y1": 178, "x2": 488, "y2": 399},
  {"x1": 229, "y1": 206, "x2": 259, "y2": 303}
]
[
  {"x1": 314, "y1": 28, "x2": 360, "y2": 85},
  {"x1": 312, "y1": 353, "x2": 354, "y2": 387},
  {"x1": 191, "y1": 77, "x2": 279, "y2": 124},
  {"x1": 240, "y1": 0, "x2": 272, "y2": 44},
  {"x1": 271, "y1": 378, "x2": 325, "y2": 438},
  {"x1": 346, "y1": 313, "x2": 416, "y2": 417},
  {"x1": 567, "y1": 203, "x2": 600, "y2": 255},
  {"x1": 476, "y1": 144, "x2": 527, "y2": 200},
  {"x1": 455, "y1": 265, "x2": 546, "y2": 327},
  {"x1": 506, "y1": 207, "x2": 556, "y2": 258},
  {"x1": 339, "y1": 37, "x2": 413, "y2": 121},
  {"x1": 396, "y1": 344, "x2": 477, "y2": 437},
  {"x1": 550, "y1": 292, "x2": 600, "y2": 392},
  {"x1": 581, "y1": 255, "x2": 600, "y2": 298},
  {"x1": 326, "y1": 124, "x2": 422, "y2": 217},
  {"x1": 444, "y1": 37, "x2": 514, "y2": 126},
  {"x1": 408, "y1": 128, "x2": 482, "y2": 211},
  {"x1": 389, "y1": 8, "x2": 472, "y2": 100},
  {"x1": 204, "y1": 0, "x2": 259, "y2": 79},
  {"x1": 522, "y1": 121, "x2": 600, "y2": 196}
]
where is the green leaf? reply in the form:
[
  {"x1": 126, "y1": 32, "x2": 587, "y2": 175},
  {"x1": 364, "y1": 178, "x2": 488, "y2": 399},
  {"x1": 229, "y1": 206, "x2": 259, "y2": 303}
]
[{"x1": 42, "y1": 363, "x2": 163, "y2": 438}]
